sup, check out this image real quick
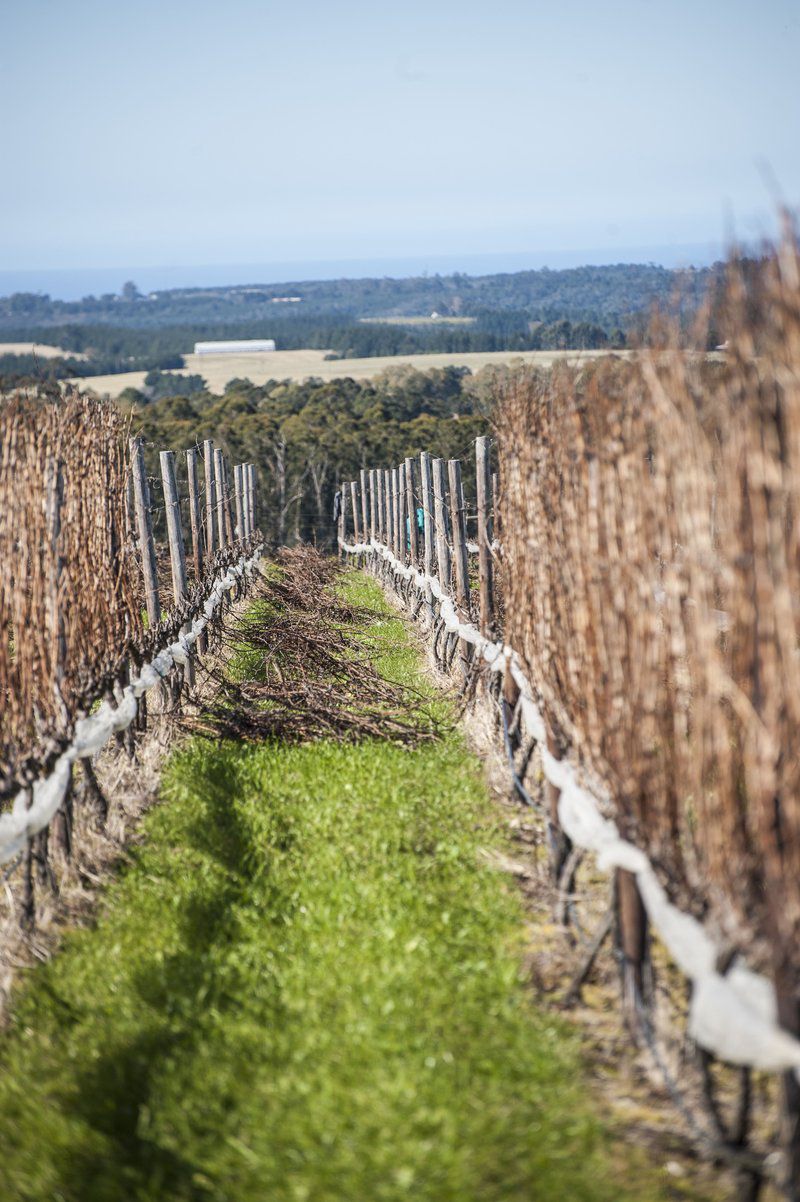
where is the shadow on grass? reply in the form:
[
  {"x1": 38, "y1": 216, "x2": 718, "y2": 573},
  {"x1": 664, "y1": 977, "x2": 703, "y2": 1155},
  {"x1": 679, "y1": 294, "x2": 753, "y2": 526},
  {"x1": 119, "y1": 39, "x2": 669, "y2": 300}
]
[{"x1": 50, "y1": 746, "x2": 282, "y2": 1202}]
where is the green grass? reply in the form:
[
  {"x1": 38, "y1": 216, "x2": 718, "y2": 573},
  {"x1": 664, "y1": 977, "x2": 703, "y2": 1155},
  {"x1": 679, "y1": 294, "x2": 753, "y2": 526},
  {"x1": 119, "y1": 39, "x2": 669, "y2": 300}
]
[{"x1": 0, "y1": 573, "x2": 675, "y2": 1201}]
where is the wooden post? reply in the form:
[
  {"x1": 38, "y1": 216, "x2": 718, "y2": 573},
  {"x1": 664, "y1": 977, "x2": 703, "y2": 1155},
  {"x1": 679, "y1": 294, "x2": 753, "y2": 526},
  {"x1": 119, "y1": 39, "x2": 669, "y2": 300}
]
[
  {"x1": 492, "y1": 470, "x2": 500, "y2": 541},
  {"x1": 130, "y1": 435, "x2": 163, "y2": 717},
  {"x1": 203, "y1": 438, "x2": 217, "y2": 559},
  {"x1": 241, "y1": 465, "x2": 251, "y2": 540},
  {"x1": 130, "y1": 436, "x2": 160, "y2": 627},
  {"x1": 33, "y1": 824, "x2": 56, "y2": 892},
  {"x1": 545, "y1": 731, "x2": 571, "y2": 887},
  {"x1": 221, "y1": 457, "x2": 235, "y2": 544},
  {"x1": 385, "y1": 469, "x2": 394, "y2": 554},
  {"x1": 404, "y1": 456, "x2": 419, "y2": 566},
  {"x1": 775, "y1": 975, "x2": 800, "y2": 1200},
  {"x1": 359, "y1": 469, "x2": 369, "y2": 544},
  {"x1": 502, "y1": 653, "x2": 522, "y2": 774},
  {"x1": 448, "y1": 458, "x2": 472, "y2": 681},
  {"x1": 160, "y1": 451, "x2": 188, "y2": 605},
  {"x1": 234, "y1": 463, "x2": 245, "y2": 540},
  {"x1": 213, "y1": 449, "x2": 226, "y2": 548},
  {"x1": 369, "y1": 469, "x2": 377, "y2": 542},
  {"x1": 365, "y1": 471, "x2": 371, "y2": 549},
  {"x1": 52, "y1": 771, "x2": 73, "y2": 863},
  {"x1": 381, "y1": 468, "x2": 388, "y2": 545},
  {"x1": 377, "y1": 469, "x2": 384, "y2": 544},
  {"x1": 390, "y1": 467, "x2": 399, "y2": 559},
  {"x1": 186, "y1": 448, "x2": 204, "y2": 581},
  {"x1": 475, "y1": 436, "x2": 495, "y2": 636},
  {"x1": 21, "y1": 799, "x2": 35, "y2": 930},
  {"x1": 81, "y1": 756, "x2": 108, "y2": 828},
  {"x1": 397, "y1": 463, "x2": 407, "y2": 563},
  {"x1": 420, "y1": 451, "x2": 435, "y2": 624},
  {"x1": 350, "y1": 480, "x2": 361, "y2": 544},
  {"x1": 337, "y1": 480, "x2": 346, "y2": 557},
  {"x1": 160, "y1": 450, "x2": 194, "y2": 687},
  {"x1": 125, "y1": 472, "x2": 134, "y2": 545},
  {"x1": 432, "y1": 457, "x2": 452, "y2": 594},
  {"x1": 617, "y1": 868, "x2": 649, "y2": 1040},
  {"x1": 247, "y1": 463, "x2": 257, "y2": 534},
  {"x1": 388, "y1": 468, "x2": 395, "y2": 555},
  {"x1": 448, "y1": 459, "x2": 470, "y2": 613}
]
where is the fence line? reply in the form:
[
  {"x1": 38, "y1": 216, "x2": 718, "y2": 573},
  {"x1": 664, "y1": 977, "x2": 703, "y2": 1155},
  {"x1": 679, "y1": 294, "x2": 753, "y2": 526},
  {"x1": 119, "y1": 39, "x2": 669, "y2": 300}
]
[
  {"x1": 337, "y1": 431, "x2": 800, "y2": 1188},
  {"x1": 1, "y1": 396, "x2": 262, "y2": 929},
  {"x1": 0, "y1": 547, "x2": 262, "y2": 868}
]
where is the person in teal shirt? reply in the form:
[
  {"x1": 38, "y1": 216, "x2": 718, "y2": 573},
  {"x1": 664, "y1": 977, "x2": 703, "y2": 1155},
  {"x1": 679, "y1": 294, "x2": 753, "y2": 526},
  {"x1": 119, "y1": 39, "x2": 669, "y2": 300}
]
[{"x1": 405, "y1": 506, "x2": 424, "y2": 549}]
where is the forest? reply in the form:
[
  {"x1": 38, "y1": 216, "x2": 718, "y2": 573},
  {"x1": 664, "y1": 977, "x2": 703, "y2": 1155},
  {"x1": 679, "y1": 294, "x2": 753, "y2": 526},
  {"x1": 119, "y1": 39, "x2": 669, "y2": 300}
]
[
  {"x1": 133, "y1": 365, "x2": 492, "y2": 547},
  {"x1": 0, "y1": 260, "x2": 715, "y2": 325}
]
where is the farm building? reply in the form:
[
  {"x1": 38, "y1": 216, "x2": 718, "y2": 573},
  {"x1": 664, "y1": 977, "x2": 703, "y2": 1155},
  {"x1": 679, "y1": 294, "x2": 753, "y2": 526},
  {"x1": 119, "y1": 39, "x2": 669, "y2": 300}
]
[{"x1": 194, "y1": 339, "x2": 276, "y2": 355}]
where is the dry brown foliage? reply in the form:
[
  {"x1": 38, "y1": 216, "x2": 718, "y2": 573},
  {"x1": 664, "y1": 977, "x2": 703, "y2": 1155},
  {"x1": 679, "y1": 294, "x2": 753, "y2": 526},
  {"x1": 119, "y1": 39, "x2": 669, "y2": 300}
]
[
  {"x1": 497, "y1": 224, "x2": 800, "y2": 1004},
  {"x1": 0, "y1": 390, "x2": 141, "y2": 798},
  {"x1": 196, "y1": 546, "x2": 440, "y2": 746}
]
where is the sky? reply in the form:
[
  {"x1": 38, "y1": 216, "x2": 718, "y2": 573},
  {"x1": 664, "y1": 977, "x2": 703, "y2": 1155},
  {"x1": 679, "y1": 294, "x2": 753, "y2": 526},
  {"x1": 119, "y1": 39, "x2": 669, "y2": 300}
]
[{"x1": 1, "y1": 0, "x2": 799, "y2": 296}]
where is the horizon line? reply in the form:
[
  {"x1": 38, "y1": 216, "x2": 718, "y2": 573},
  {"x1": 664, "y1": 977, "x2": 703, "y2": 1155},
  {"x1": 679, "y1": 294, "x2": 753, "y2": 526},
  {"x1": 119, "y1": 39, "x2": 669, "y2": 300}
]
[{"x1": 0, "y1": 237, "x2": 752, "y2": 303}]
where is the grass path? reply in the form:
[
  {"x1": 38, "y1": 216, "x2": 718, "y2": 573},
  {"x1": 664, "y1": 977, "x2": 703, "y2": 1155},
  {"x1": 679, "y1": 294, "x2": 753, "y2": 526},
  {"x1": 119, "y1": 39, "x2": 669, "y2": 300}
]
[{"x1": 0, "y1": 573, "x2": 682, "y2": 1201}]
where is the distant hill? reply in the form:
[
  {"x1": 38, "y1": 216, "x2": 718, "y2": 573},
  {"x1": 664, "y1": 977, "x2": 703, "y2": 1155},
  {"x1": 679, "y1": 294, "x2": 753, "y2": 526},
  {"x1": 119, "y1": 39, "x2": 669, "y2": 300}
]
[
  {"x1": 0, "y1": 261, "x2": 723, "y2": 383},
  {"x1": 0, "y1": 261, "x2": 717, "y2": 328}
]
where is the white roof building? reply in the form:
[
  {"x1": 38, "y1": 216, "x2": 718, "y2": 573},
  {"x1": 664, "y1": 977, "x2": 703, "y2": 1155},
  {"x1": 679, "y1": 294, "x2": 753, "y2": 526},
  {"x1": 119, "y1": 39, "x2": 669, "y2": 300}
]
[{"x1": 194, "y1": 339, "x2": 276, "y2": 355}]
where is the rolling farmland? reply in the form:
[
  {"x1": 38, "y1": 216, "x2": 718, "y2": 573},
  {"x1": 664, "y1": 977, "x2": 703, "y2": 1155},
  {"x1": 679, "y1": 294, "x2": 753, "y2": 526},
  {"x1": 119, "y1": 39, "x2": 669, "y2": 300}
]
[
  {"x1": 72, "y1": 346, "x2": 625, "y2": 397},
  {"x1": 0, "y1": 341, "x2": 87, "y2": 360}
]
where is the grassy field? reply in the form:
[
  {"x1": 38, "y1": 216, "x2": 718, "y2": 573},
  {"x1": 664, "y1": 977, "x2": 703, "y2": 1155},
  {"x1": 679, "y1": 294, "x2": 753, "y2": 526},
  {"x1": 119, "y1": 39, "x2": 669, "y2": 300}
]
[
  {"x1": 0, "y1": 571, "x2": 686, "y2": 1202},
  {"x1": 0, "y1": 341, "x2": 87, "y2": 360},
  {"x1": 74, "y1": 347, "x2": 622, "y2": 398}
]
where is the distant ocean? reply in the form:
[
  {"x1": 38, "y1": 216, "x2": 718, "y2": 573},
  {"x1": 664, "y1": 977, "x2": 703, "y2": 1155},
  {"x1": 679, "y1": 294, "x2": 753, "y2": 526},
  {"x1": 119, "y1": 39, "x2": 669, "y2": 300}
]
[{"x1": 0, "y1": 242, "x2": 724, "y2": 302}]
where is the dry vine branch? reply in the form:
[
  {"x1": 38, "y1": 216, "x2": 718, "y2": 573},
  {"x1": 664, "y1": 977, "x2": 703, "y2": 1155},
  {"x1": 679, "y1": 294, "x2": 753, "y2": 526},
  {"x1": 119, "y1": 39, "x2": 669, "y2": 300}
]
[
  {"x1": 0, "y1": 389, "x2": 141, "y2": 799},
  {"x1": 496, "y1": 221, "x2": 800, "y2": 1195},
  {"x1": 497, "y1": 230, "x2": 800, "y2": 984},
  {"x1": 194, "y1": 547, "x2": 441, "y2": 746}
]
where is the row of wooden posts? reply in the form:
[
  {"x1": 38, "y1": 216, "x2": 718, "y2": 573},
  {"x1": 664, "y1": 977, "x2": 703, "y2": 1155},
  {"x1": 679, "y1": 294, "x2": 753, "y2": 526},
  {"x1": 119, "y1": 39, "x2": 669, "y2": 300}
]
[
  {"x1": 129, "y1": 436, "x2": 258, "y2": 630},
  {"x1": 338, "y1": 439, "x2": 649, "y2": 1058},
  {"x1": 18, "y1": 440, "x2": 258, "y2": 929},
  {"x1": 336, "y1": 437, "x2": 497, "y2": 638},
  {"x1": 129, "y1": 434, "x2": 646, "y2": 1076},
  {"x1": 338, "y1": 451, "x2": 782, "y2": 1194}
]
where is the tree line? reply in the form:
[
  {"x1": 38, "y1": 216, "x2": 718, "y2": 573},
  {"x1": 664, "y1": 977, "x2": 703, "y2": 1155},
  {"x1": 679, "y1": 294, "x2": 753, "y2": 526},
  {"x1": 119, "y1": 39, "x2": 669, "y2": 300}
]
[
  {"x1": 0, "y1": 315, "x2": 616, "y2": 387},
  {"x1": 0, "y1": 260, "x2": 716, "y2": 326},
  {"x1": 134, "y1": 366, "x2": 492, "y2": 548}
]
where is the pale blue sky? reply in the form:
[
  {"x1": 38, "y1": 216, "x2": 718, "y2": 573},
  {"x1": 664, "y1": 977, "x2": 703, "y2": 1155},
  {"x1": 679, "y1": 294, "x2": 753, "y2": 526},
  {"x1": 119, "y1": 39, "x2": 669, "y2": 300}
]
[{"x1": 1, "y1": 0, "x2": 798, "y2": 293}]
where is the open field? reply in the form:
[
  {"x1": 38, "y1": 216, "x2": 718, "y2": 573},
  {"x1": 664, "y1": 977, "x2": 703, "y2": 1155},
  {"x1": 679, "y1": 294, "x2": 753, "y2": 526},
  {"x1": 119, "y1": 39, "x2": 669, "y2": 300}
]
[
  {"x1": 358, "y1": 315, "x2": 478, "y2": 325},
  {"x1": 0, "y1": 341, "x2": 87, "y2": 360},
  {"x1": 72, "y1": 347, "x2": 625, "y2": 398}
]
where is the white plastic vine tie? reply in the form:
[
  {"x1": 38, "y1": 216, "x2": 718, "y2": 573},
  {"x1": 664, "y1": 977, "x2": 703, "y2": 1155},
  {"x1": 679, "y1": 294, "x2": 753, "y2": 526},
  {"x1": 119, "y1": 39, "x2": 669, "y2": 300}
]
[
  {"x1": 341, "y1": 536, "x2": 800, "y2": 1079},
  {"x1": 0, "y1": 547, "x2": 263, "y2": 871}
]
